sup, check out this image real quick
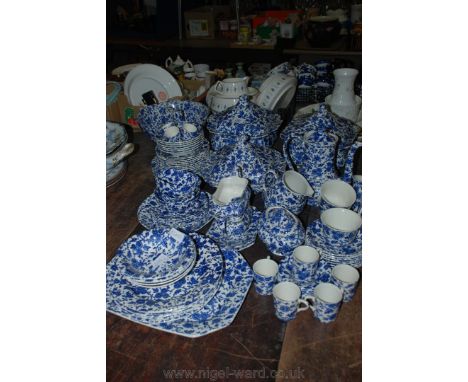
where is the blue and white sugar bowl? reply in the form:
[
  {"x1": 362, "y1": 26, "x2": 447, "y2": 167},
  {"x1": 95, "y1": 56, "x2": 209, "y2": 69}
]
[{"x1": 258, "y1": 206, "x2": 305, "y2": 257}]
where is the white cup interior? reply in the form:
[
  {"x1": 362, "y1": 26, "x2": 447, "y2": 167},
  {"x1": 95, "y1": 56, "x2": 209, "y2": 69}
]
[
  {"x1": 183, "y1": 123, "x2": 197, "y2": 133},
  {"x1": 321, "y1": 208, "x2": 362, "y2": 232},
  {"x1": 253, "y1": 258, "x2": 278, "y2": 277},
  {"x1": 321, "y1": 179, "x2": 356, "y2": 207},
  {"x1": 163, "y1": 124, "x2": 179, "y2": 138},
  {"x1": 354, "y1": 175, "x2": 362, "y2": 182},
  {"x1": 293, "y1": 246, "x2": 320, "y2": 264},
  {"x1": 314, "y1": 283, "x2": 343, "y2": 303},
  {"x1": 332, "y1": 264, "x2": 360, "y2": 284},
  {"x1": 273, "y1": 281, "x2": 301, "y2": 302},
  {"x1": 212, "y1": 176, "x2": 248, "y2": 205},
  {"x1": 284, "y1": 171, "x2": 313, "y2": 196}
]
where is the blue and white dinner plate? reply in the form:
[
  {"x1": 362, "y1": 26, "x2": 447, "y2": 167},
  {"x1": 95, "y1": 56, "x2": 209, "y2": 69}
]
[
  {"x1": 107, "y1": 233, "x2": 253, "y2": 337},
  {"x1": 137, "y1": 191, "x2": 213, "y2": 232},
  {"x1": 107, "y1": 233, "x2": 223, "y2": 314}
]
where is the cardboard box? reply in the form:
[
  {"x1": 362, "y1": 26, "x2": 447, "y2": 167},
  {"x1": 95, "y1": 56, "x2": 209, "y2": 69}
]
[
  {"x1": 106, "y1": 83, "x2": 142, "y2": 131},
  {"x1": 184, "y1": 6, "x2": 231, "y2": 39}
]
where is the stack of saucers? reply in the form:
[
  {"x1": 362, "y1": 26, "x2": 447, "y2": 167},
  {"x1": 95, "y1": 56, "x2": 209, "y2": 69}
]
[
  {"x1": 106, "y1": 229, "x2": 253, "y2": 338},
  {"x1": 138, "y1": 168, "x2": 213, "y2": 232},
  {"x1": 305, "y1": 209, "x2": 362, "y2": 267}
]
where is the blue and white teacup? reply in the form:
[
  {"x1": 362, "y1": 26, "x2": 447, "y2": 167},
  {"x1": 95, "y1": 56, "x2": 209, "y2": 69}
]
[
  {"x1": 331, "y1": 264, "x2": 360, "y2": 302},
  {"x1": 298, "y1": 72, "x2": 315, "y2": 87},
  {"x1": 181, "y1": 122, "x2": 200, "y2": 140},
  {"x1": 252, "y1": 256, "x2": 278, "y2": 295},
  {"x1": 273, "y1": 281, "x2": 311, "y2": 321},
  {"x1": 291, "y1": 246, "x2": 320, "y2": 283},
  {"x1": 319, "y1": 179, "x2": 356, "y2": 211},
  {"x1": 224, "y1": 207, "x2": 252, "y2": 237},
  {"x1": 211, "y1": 176, "x2": 250, "y2": 218},
  {"x1": 307, "y1": 282, "x2": 343, "y2": 323},
  {"x1": 320, "y1": 208, "x2": 362, "y2": 248},
  {"x1": 156, "y1": 168, "x2": 201, "y2": 201},
  {"x1": 263, "y1": 170, "x2": 314, "y2": 215}
]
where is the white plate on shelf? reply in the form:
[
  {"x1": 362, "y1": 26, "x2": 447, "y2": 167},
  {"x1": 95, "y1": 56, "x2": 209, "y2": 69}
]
[{"x1": 124, "y1": 64, "x2": 182, "y2": 106}]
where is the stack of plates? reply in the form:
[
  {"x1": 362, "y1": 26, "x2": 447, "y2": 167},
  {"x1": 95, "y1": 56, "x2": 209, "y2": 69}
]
[
  {"x1": 123, "y1": 64, "x2": 182, "y2": 106},
  {"x1": 254, "y1": 74, "x2": 297, "y2": 111},
  {"x1": 106, "y1": 232, "x2": 253, "y2": 338},
  {"x1": 305, "y1": 219, "x2": 362, "y2": 267}
]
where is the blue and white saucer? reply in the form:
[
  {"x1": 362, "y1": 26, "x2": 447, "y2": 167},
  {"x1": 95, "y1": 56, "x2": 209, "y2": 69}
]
[
  {"x1": 107, "y1": 233, "x2": 253, "y2": 337},
  {"x1": 206, "y1": 207, "x2": 262, "y2": 251},
  {"x1": 107, "y1": 233, "x2": 223, "y2": 315},
  {"x1": 276, "y1": 257, "x2": 333, "y2": 297},
  {"x1": 306, "y1": 219, "x2": 362, "y2": 267},
  {"x1": 137, "y1": 191, "x2": 213, "y2": 232}
]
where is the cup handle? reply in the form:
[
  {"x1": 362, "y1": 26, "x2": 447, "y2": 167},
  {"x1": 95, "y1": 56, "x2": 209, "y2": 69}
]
[
  {"x1": 303, "y1": 295, "x2": 315, "y2": 312},
  {"x1": 297, "y1": 298, "x2": 309, "y2": 312},
  {"x1": 214, "y1": 81, "x2": 223, "y2": 93}
]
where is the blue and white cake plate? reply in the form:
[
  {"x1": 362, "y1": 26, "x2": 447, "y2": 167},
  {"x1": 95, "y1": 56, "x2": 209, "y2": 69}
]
[
  {"x1": 107, "y1": 233, "x2": 253, "y2": 337},
  {"x1": 137, "y1": 191, "x2": 213, "y2": 232}
]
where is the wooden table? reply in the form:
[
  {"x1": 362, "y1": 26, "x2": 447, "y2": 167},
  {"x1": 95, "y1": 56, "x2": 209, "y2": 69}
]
[{"x1": 107, "y1": 133, "x2": 361, "y2": 381}]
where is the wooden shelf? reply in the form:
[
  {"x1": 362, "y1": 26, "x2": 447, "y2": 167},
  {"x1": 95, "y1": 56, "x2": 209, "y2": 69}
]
[{"x1": 284, "y1": 38, "x2": 361, "y2": 56}]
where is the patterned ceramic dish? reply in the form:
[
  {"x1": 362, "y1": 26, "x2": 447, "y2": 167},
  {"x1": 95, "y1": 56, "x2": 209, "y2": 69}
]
[
  {"x1": 107, "y1": 234, "x2": 253, "y2": 338},
  {"x1": 137, "y1": 190, "x2": 213, "y2": 232},
  {"x1": 305, "y1": 219, "x2": 362, "y2": 267},
  {"x1": 108, "y1": 232, "x2": 224, "y2": 313},
  {"x1": 255, "y1": 74, "x2": 297, "y2": 111},
  {"x1": 106, "y1": 121, "x2": 128, "y2": 155},
  {"x1": 121, "y1": 228, "x2": 197, "y2": 286},
  {"x1": 137, "y1": 100, "x2": 210, "y2": 142}
]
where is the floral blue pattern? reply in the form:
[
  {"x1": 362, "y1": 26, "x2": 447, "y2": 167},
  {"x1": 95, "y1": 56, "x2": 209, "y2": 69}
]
[
  {"x1": 107, "y1": 233, "x2": 253, "y2": 338},
  {"x1": 258, "y1": 207, "x2": 305, "y2": 257},
  {"x1": 154, "y1": 168, "x2": 202, "y2": 201},
  {"x1": 308, "y1": 283, "x2": 343, "y2": 323}
]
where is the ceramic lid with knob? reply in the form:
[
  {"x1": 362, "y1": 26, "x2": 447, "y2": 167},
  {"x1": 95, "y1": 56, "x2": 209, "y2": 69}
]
[{"x1": 207, "y1": 95, "x2": 282, "y2": 136}]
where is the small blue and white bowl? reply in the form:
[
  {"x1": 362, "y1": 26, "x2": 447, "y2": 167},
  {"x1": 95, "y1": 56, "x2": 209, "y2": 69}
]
[{"x1": 320, "y1": 208, "x2": 362, "y2": 248}]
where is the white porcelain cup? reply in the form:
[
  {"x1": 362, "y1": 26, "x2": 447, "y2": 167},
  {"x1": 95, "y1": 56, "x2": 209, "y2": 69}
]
[
  {"x1": 194, "y1": 63, "x2": 209, "y2": 75},
  {"x1": 183, "y1": 123, "x2": 197, "y2": 134},
  {"x1": 273, "y1": 281, "x2": 311, "y2": 321},
  {"x1": 163, "y1": 123, "x2": 179, "y2": 139},
  {"x1": 320, "y1": 179, "x2": 356, "y2": 210},
  {"x1": 214, "y1": 77, "x2": 249, "y2": 96}
]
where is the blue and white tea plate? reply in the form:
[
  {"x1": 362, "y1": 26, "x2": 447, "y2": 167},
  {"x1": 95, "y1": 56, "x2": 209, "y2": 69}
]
[
  {"x1": 107, "y1": 233, "x2": 224, "y2": 315},
  {"x1": 107, "y1": 233, "x2": 253, "y2": 337},
  {"x1": 305, "y1": 220, "x2": 362, "y2": 267},
  {"x1": 276, "y1": 257, "x2": 333, "y2": 296},
  {"x1": 206, "y1": 208, "x2": 262, "y2": 251},
  {"x1": 137, "y1": 191, "x2": 213, "y2": 232}
]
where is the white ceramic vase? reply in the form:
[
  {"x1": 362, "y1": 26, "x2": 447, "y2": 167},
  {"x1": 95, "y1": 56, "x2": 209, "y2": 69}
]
[{"x1": 326, "y1": 68, "x2": 361, "y2": 122}]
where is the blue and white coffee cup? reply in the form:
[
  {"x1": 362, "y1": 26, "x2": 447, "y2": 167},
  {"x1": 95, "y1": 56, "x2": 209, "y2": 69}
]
[
  {"x1": 273, "y1": 281, "x2": 311, "y2": 321},
  {"x1": 291, "y1": 246, "x2": 320, "y2": 283},
  {"x1": 319, "y1": 179, "x2": 356, "y2": 212},
  {"x1": 252, "y1": 256, "x2": 278, "y2": 296},
  {"x1": 307, "y1": 282, "x2": 343, "y2": 323},
  {"x1": 320, "y1": 208, "x2": 362, "y2": 248},
  {"x1": 298, "y1": 73, "x2": 315, "y2": 87},
  {"x1": 331, "y1": 264, "x2": 360, "y2": 302}
]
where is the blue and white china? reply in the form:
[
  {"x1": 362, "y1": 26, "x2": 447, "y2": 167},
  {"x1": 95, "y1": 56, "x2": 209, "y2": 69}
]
[
  {"x1": 214, "y1": 77, "x2": 249, "y2": 97},
  {"x1": 314, "y1": 60, "x2": 333, "y2": 73},
  {"x1": 106, "y1": 121, "x2": 128, "y2": 155},
  {"x1": 291, "y1": 246, "x2": 320, "y2": 284},
  {"x1": 207, "y1": 95, "x2": 282, "y2": 150},
  {"x1": 350, "y1": 175, "x2": 362, "y2": 214},
  {"x1": 137, "y1": 190, "x2": 213, "y2": 232},
  {"x1": 121, "y1": 228, "x2": 196, "y2": 286},
  {"x1": 331, "y1": 264, "x2": 360, "y2": 303},
  {"x1": 306, "y1": 219, "x2": 362, "y2": 267},
  {"x1": 263, "y1": 170, "x2": 314, "y2": 215},
  {"x1": 272, "y1": 281, "x2": 311, "y2": 322},
  {"x1": 298, "y1": 72, "x2": 315, "y2": 87},
  {"x1": 206, "y1": 138, "x2": 286, "y2": 194},
  {"x1": 107, "y1": 233, "x2": 253, "y2": 338},
  {"x1": 207, "y1": 207, "x2": 261, "y2": 251},
  {"x1": 307, "y1": 282, "x2": 343, "y2": 323},
  {"x1": 155, "y1": 168, "x2": 201, "y2": 201},
  {"x1": 342, "y1": 139, "x2": 362, "y2": 184},
  {"x1": 255, "y1": 74, "x2": 297, "y2": 111},
  {"x1": 137, "y1": 100, "x2": 209, "y2": 142},
  {"x1": 258, "y1": 206, "x2": 305, "y2": 257},
  {"x1": 106, "y1": 143, "x2": 134, "y2": 172},
  {"x1": 319, "y1": 179, "x2": 356, "y2": 211},
  {"x1": 252, "y1": 256, "x2": 278, "y2": 296},
  {"x1": 296, "y1": 62, "x2": 317, "y2": 76},
  {"x1": 109, "y1": 232, "x2": 223, "y2": 314},
  {"x1": 211, "y1": 175, "x2": 250, "y2": 218},
  {"x1": 277, "y1": 257, "x2": 333, "y2": 296},
  {"x1": 107, "y1": 161, "x2": 127, "y2": 188},
  {"x1": 325, "y1": 68, "x2": 362, "y2": 122},
  {"x1": 267, "y1": 62, "x2": 294, "y2": 77},
  {"x1": 320, "y1": 208, "x2": 362, "y2": 249}
]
